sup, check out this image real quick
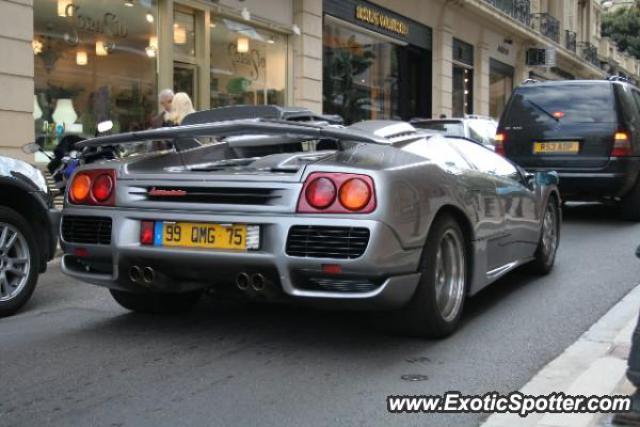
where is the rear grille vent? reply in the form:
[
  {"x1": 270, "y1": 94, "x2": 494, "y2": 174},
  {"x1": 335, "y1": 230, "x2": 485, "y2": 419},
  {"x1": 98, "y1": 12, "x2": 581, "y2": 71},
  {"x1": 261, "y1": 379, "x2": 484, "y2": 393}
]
[
  {"x1": 300, "y1": 277, "x2": 379, "y2": 293},
  {"x1": 62, "y1": 216, "x2": 112, "y2": 245},
  {"x1": 286, "y1": 226, "x2": 370, "y2": 259},
  {"x1": 142, "y1": 186, "x2": 281, "y2": 205}
]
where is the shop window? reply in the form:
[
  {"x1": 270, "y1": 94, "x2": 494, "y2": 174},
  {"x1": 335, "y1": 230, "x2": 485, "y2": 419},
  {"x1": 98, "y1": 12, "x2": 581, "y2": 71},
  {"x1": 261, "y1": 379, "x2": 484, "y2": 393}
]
[
  {"x1": 322, "y1": 17, "x2": 430, "y2": 124},
  {"x1": 209, "y1": 17, "x2": 287, "y2": 107},
  {"x1": 33, "y1": 0, "x2": 158, "y2": 149},
  {"x1": 489, "y1": 59, "x2": 514, "y2": 119},
  {"x1": 173, "y1": 8, "x2": 196, "y2": 58}
]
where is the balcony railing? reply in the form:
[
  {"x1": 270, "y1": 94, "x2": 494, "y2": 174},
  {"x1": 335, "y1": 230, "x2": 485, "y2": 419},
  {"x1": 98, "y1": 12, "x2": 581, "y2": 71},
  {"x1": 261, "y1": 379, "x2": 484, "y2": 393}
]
[
  {"x1": 483, "y1": 0, "x2": 531, "y2": 26},
  {"x1": 565, "y1": 30, "x2": 577, "y2": 53},
  {"x1": 531, "y1": 13, "x2": 560, "y2": 43},
  {"x1": 577, "y1": 42, "x2": 600, "y2": 67}
]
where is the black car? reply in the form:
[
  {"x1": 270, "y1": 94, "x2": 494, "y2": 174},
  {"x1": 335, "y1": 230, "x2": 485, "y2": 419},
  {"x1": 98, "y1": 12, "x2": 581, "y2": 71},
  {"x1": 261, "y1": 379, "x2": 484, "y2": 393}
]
[
  {"x1": 497, "y1": 79, "x2": 640, "y2": 219},
  {"x1": 0, "y1": 155, "x2": 59, "y2": 316}
]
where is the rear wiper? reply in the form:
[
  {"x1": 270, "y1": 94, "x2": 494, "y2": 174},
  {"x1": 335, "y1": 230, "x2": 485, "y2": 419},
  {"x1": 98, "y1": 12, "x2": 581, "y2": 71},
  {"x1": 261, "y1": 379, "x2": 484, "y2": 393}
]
[{"x1": 526, "y1": 100, "x2": 559, "y2": 122}]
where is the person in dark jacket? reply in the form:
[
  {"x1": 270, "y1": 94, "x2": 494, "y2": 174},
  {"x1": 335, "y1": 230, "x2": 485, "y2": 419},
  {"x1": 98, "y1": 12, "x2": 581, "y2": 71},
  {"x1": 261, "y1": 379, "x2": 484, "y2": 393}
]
[{"x1": 150, "y1": 89, "x2": 174, "y2": 129}]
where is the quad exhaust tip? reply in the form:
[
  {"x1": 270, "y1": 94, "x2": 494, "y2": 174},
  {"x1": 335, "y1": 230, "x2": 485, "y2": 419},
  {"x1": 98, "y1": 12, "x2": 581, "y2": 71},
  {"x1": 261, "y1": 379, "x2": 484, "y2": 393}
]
[
  {"x1": 236, "y1": 272, "x2": 250, "y2": 290},
  {"x1": 129, "y1": 266, "x2": 142, "y2": 283},
  {"x1": 142, "y1": 267, "x2": 155, "y2": 284},
  {"x1": 251, "y1": 273, "x2": 265, "y2": 291}
]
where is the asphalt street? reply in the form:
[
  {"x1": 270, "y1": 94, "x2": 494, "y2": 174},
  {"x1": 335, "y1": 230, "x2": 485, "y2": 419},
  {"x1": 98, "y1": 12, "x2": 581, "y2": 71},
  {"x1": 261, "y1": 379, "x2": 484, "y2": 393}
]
[{"x1": 1, "y1": 203, "x2": 640, "y2": 427}]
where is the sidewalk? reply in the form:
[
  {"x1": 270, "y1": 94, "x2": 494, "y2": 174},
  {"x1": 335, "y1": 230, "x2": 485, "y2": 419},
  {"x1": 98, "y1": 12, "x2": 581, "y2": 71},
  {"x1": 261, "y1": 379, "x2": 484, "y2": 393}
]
[{"x1": 482, "y1": 283, "x2": 640, "y2": 427}]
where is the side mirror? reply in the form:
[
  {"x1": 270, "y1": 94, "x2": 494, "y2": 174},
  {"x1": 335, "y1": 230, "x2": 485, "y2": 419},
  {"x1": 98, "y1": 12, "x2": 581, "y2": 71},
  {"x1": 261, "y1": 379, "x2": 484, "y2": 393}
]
[
  {"x1": 21, "y1": 142, "x2": 41, "y2": 154},
  {"x1": 97, "y1": 120, "x2": 113, "y2": 134}
]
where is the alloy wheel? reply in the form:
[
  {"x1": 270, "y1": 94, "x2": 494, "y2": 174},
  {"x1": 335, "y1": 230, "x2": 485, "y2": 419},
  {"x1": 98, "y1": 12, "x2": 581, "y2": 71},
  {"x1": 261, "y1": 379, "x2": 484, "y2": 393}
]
[
  {"x1": 0, "y1": 223, "x2": 31, "y2": 302},
  {"x1": 433, "y1": 229, "x2": 466, "y2": 322},
  {"x1": 541, "y1": 203, "x2": 558, "y2": 259}
]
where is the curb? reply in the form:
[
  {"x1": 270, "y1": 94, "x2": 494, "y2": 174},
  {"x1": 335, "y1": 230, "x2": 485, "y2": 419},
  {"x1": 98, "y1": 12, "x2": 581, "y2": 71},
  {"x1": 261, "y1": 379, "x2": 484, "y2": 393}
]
[{"x1": 482, "y1": 283, "x2": 640, "y2": 427}]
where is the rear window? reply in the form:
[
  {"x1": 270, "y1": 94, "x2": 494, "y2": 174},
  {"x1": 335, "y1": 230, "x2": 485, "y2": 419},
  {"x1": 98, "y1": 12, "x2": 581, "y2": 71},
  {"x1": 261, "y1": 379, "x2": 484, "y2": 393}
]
[
  {"x1": 504, "y1": 83, "x2": 616, "y2": 125},
  {"x1": 413, "y1": 121, "x2": 465, "y2": 136}
]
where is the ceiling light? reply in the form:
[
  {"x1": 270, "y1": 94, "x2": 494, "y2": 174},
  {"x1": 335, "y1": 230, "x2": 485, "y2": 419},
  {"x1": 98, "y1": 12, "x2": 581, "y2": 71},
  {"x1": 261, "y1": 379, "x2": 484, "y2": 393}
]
[
  {"x1": 145, "y1": 46, "x2": 156, "y2": 57},
  {"x1": 57, "y1": 0, "x2": 73, "y2": 17},
  {"x1": 124, "y1": 0, "x2": 134, "y2": 7},
  {"x1": 76, "y1": 51, "x2": 88, "y2": 66},
  {"x1": 96, "y1": 40, "x2": 109, "y2": 56},
  {"x1": 149, "y1": 36, "x2": 158, "y2": 50},
  {"x1": 146, "y1": 12, "x2": 154, "y2": 23},
  {"x1": 237, "y1": 37, "x2": 249, "y2": 53},
  {"x1": 241, "y1": 7, "x2": 251, "y2": 21}
]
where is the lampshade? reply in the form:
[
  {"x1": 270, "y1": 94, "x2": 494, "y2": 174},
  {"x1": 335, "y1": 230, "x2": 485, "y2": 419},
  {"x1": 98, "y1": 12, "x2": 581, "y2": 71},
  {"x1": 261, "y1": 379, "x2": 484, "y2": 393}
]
[
  {"x1": 173, "y1": 24, "x2": 187, "y2": 45},
  {"x1": 52, "y1": 98, "x2": 78, "y2": 125},
  {"x1": 76, "y1": 51, "x2": 88, "y2": 65},
  {"x1": 33, "y1": 95, "x2": 43, "y2": 120},
  {"x1": 237, "y1": 37, "x2": 249, "y2": 53},
  {"x1": 96, "y1": 41, "x2": 108, "y2": 56},
  {"x1": 58, "y1": 0, "x2": 73, "y2": 17}
]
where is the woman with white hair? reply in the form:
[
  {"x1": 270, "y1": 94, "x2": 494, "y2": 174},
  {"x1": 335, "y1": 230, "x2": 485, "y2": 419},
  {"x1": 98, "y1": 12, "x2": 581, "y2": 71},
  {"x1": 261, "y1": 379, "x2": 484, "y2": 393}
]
[{"x1": 166, "y1": 92, "x2": 195, "y2": 126}]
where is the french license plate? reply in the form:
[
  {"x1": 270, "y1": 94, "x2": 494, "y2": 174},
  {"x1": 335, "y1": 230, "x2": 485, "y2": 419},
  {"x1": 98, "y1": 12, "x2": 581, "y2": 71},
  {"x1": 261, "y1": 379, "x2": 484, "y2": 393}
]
[
  {"x1": 160, "y1": 222, "x2": 247, "y2": 250},
  {"x1": 533, "y1": 141, "x2": 580, "y2": 154}
]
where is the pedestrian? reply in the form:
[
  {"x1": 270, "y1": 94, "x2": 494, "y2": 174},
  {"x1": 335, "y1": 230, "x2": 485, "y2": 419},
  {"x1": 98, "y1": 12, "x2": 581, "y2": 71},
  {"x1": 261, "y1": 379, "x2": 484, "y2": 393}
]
[
  {"x1": 150, "y1": 89, "x2": 174, "y2": 129},
  {"x1": 165, "y1": 92, "x2": 195, "y2": 126}
]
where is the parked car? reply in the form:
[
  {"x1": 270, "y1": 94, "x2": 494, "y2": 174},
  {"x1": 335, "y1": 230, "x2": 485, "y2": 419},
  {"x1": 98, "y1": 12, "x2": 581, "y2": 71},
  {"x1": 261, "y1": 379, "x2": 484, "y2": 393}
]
[
  {"x1": 410, "y1": 115, "x2": 498, "y2": 150},
  {"x1": 59, "y1": 114, "x2": 560, "y2": 338},
  {"x1": 0, "y1": 156, "x2": 59, "y2": 316},
  {"x1": 497, "y1": 78, "x2": 640, "y2": 219}
]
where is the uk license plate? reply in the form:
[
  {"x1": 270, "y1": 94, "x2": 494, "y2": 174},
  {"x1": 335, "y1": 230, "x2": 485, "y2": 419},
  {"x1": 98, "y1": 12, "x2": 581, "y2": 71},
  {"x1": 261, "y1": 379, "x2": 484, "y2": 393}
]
[
  {"x1": 160, "y1": 222, "x2": 248, "y2": 250},
  {"x1": 533, "y1": 141, "x2": 580, "y2": 154}
]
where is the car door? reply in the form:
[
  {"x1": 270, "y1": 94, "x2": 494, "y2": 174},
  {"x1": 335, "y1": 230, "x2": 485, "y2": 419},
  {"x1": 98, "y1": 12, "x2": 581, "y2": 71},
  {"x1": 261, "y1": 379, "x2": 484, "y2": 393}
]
[{"x1": 449, "y1": 139, "x2": 538, "y2": 265}]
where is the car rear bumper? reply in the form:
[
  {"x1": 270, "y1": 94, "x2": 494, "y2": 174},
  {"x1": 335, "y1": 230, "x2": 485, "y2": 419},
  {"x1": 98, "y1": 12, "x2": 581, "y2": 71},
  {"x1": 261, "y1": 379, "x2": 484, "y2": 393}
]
[
  {"x1": 59, "y1": 207, "x2": 423, "y2": 310},
  {"x1": 525, "y1": 157, "x2": 640, "y2": 200}
]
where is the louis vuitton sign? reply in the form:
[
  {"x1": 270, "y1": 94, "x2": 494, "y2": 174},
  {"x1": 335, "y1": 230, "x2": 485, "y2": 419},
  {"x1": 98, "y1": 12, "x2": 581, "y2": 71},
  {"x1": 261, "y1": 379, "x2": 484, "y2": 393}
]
[{"x1": 355, "y1": 5, "x2": 408, "y2": 36}]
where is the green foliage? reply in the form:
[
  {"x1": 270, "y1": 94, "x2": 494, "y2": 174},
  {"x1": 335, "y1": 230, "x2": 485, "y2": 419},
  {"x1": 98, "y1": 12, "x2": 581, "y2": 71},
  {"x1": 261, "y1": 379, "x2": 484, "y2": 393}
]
[{"x1": 602, "y1": 4, "x2": 640, "y2": 59}]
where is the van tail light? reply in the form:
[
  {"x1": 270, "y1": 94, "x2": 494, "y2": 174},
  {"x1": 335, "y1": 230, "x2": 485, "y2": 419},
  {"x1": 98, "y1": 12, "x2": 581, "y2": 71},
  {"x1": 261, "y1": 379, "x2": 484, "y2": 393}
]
[
  {"x1": 611, "y1": 131, "x2": 632, "y2": 157},
  {"x1": 495, "y1": 132, "x2": 506, "y2": 156},
  {"x1": 68, "y1": 169, "x2": 116, "y2": 206},
  {"x1": 297, "y1": 172, "x2": 376, "y2": 213}
]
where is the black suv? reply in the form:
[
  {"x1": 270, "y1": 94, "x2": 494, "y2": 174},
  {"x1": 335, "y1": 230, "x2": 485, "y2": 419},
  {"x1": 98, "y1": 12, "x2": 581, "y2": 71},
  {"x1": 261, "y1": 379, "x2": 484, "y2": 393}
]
[{"x1": 497, "y1": 79, "x2": 640, "y2": 219}]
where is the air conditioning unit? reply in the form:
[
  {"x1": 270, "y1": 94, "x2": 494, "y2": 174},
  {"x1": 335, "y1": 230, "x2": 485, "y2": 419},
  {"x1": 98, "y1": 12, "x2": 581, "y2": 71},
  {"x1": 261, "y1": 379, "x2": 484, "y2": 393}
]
[{"x1": 526, "y1": 48, "x2": 557, "y2": 66}]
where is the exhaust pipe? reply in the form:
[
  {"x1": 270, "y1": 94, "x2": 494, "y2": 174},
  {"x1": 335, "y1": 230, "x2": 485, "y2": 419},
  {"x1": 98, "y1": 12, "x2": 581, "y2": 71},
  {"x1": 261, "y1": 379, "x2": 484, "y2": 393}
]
[
  {"x1": 142, "y1": 267, "x2": 155, "y2": 285},
  {"x1": 251, "y1": 273, "x2": 265, "y2": 292},
  {"x1": 236, "y1": 273, "x2": 250, "y2": 291},
  {"x1": 129, "y1": 266, "x2": 142, "y2": 283}
]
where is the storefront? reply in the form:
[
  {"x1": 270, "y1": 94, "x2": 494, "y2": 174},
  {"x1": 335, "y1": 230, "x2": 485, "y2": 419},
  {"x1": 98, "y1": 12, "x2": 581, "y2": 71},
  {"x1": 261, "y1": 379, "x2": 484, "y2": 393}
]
[
  {"x1": 32, "y1": 0, "x2": 292, "y2": 148},
  {"x1": 322, "y1": 0, "x2": 432, "y2": 124},
  {"x1": 489, "y1": 58, "x2": 514, "y2": 118},
  {"x1": 452, "y1": 38, "x2": 474, "y2": 117}
]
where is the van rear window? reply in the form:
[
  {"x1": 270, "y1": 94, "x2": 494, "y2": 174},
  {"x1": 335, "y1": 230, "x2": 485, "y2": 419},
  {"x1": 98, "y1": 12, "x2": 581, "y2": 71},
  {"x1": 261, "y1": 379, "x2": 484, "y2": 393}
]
[{"x1": 504, "y1": 84, "x2": 616, "y2": 124}]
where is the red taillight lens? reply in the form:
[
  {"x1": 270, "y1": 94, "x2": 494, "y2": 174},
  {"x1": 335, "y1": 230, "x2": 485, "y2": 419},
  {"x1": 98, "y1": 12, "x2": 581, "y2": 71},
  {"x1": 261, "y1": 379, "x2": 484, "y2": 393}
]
[
  {"x1": 612, "y1": 131, "x2": 632, "y2": 157},
  {"x1": 91, "y1": 174, "x2": 114, "y2": 202},
  {"x1": 298, "y1": 173, "x2": 376, "y2": 213},
  {"x1": 339, "y1": 178, "x2": 371, "y2": 211},
  {"x1": 68, "y1": 169, "x2": 116, "y2": 206},
  {"x1": 495, "y1": 132, "x2": 506, "y2": 156},
  {"x1": 305, "y1": 177, "x2": 336, "y2": 209},
  {"x1": 70, "y1": 174, "x2": 91, "y2": 203},
  {"x1": 140, "y1": 220, "x2": 155, "y2": 245}
]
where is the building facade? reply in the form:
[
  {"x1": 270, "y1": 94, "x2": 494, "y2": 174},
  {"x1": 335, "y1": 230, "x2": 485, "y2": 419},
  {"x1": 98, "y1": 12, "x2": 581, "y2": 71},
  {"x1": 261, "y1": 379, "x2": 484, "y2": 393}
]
[{"x1": 1, "y1": 0, "x2": 640, "y2": 159}]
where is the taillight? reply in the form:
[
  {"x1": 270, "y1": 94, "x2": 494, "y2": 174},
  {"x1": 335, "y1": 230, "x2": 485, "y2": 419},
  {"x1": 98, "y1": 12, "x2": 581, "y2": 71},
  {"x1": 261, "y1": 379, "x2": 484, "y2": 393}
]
[
  {"x1": 298, "y1": 173, "x2": 376, "y2": 213},
  {"x1": 339, "y1": 178, "x2": 371, "y2": 211},
  {"x1": 611, "y1": 131, "x2": 632, "y2": 157},
  {"x1": 305, "y1": 177, "x2": 336, "y2": 209},
  {"x1": 495, "y1": 132, "x2": 506, "y2": 156},
  {"x1": 68, "y1": 169, "x2": 116, "y2": 206}
]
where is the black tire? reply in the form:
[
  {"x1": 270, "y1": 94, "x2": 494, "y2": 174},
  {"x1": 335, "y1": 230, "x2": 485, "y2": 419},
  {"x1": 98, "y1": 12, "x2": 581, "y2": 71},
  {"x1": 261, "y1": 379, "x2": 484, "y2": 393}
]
[
  {"x1": 109, "y1": 289, "x2": 202, "y2": 314},
  {"x1": 620, "y1": 179, "x2": 640, "y2": 221},
  {"x1": 0, "y1": 206, "x2": 40, "y2": 317},
  {"x1": 386, "y1": 214, "x2": 468, "y2": 339},
  {"x1": 527, "y1": 197, "x2": 560, "y2": 275}
]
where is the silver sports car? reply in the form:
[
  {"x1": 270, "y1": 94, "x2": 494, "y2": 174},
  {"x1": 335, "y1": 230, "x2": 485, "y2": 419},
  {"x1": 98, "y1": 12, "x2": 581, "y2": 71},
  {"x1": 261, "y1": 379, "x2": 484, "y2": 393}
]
[{"x1": 60, "y1": 109, "x2": 561, "y2": 338}]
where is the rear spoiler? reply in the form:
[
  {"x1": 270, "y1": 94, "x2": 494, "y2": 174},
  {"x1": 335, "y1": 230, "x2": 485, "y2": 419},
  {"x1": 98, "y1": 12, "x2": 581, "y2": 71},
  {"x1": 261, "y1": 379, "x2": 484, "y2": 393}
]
[{"x1": 76, "y1": 119, "x2": 390, "y2": 149}]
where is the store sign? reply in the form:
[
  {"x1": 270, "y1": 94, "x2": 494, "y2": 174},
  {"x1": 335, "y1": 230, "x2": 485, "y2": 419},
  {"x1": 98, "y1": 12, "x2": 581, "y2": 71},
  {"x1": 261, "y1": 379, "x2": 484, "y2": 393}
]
[
  {"x1": 355, "y1": 5, "x2": 409, "y2": 36},
  {"x1": 228, "y1": 43, "x2": 266, "y2": 81},
  {"x1": 64, "y1": 5, "x2": 128, "y2": 39}
]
